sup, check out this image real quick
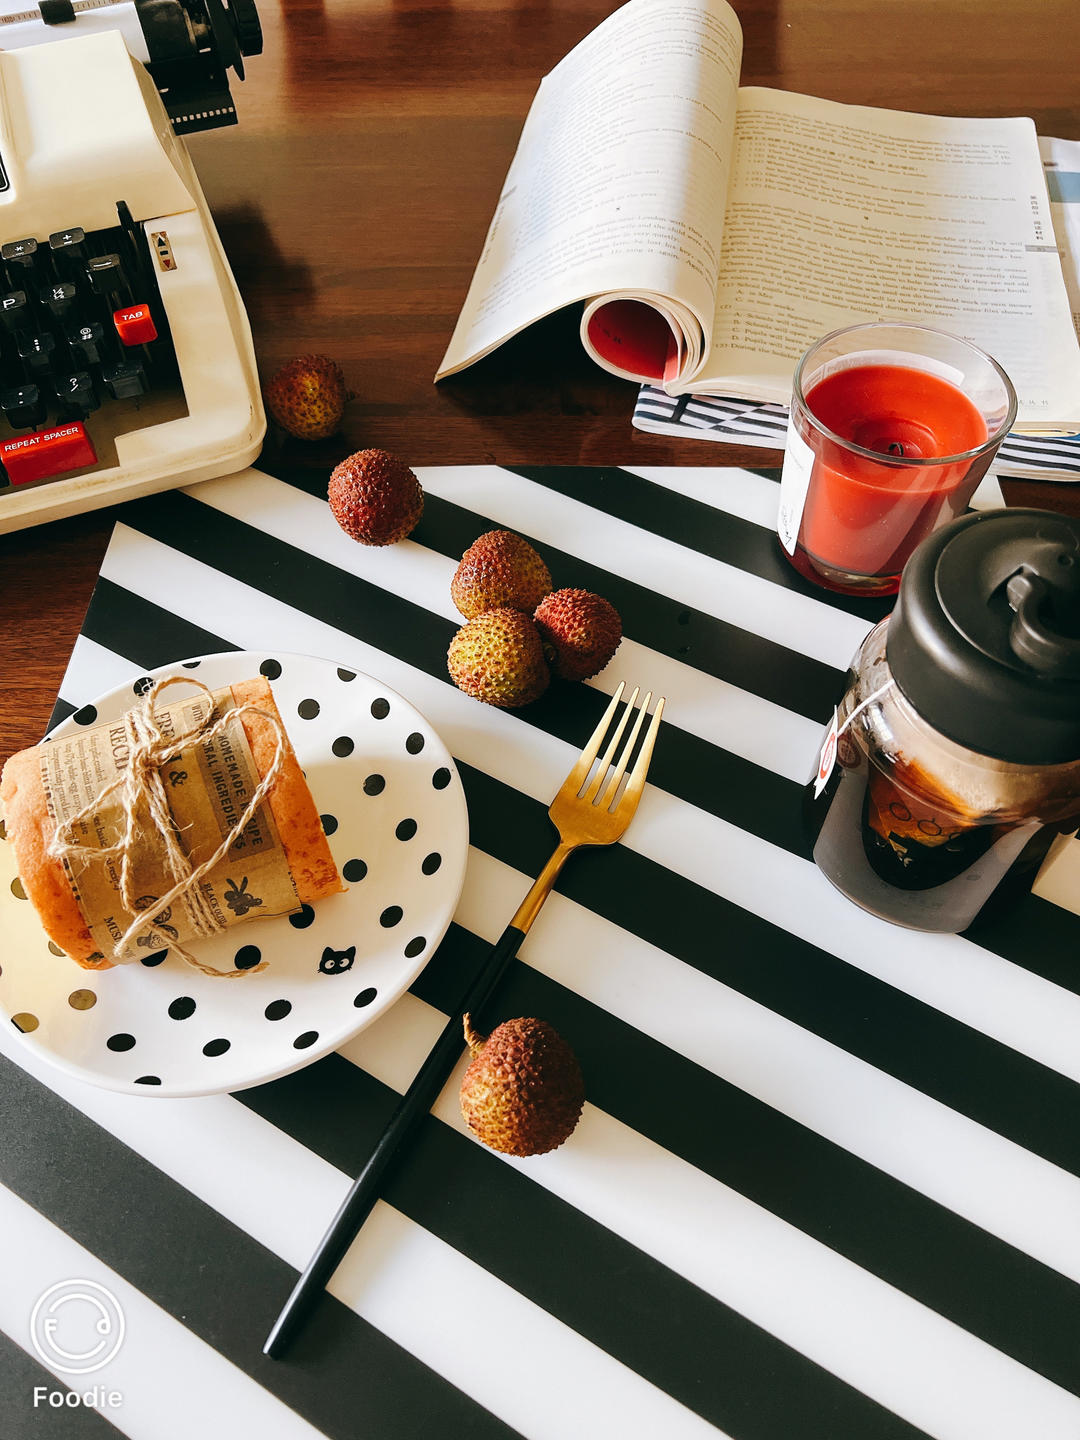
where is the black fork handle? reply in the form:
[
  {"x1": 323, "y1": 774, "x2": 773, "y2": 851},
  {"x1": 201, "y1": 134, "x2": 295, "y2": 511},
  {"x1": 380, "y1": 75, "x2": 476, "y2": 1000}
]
[{"x1": 263, "y1": 920, "x2": 526, "y2": 1358}]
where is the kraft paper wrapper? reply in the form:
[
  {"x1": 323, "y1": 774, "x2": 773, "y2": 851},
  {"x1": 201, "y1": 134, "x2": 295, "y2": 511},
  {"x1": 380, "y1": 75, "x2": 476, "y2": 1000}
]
[{"x1": 41, "y1": 686, "x2": 299, "y2": 962}]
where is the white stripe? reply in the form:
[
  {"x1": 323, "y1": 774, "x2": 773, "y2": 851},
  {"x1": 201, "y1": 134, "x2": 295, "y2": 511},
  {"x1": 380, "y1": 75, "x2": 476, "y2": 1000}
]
[
  {"x1": 454, "y1": 846, "x2": 1080, "y2": 1286},
  {"x1": 349, "y1": 1000, "x2": 1080, "y2": 1440},
  {"x1": 0, "y1": 1028, "x2": 724, "y2": 1440},
  {"x1": 0, "y1": 1185, "x2": 329, "y2": 1440},
  {"x1": 79, "y1": 514, "x2": 822, "y2": 787},
  {"x1": 57, "y1": 625, "x2": 1080, "y2": 1282},
  {"x1": 190, "y1": 464, "x2": 870, "y2": 672},
  {"x1": 60, "y1": 558, "x2": 1080, "y2": 1089},
  {"x1": 620, "y1": 464, "x2": 786, "y2": 529}
]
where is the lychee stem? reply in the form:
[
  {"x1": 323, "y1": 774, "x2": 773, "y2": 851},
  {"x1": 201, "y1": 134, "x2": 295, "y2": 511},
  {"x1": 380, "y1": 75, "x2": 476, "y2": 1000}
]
[{"x1": 462, "y1": 1013, "x2": 487, "y2": 1055}]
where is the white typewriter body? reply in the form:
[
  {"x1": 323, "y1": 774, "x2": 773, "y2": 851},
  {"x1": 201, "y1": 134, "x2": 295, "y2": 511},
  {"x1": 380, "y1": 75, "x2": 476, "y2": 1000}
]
[{"x1": 0, "y1": 28, "x2": 264, "y2": 532}]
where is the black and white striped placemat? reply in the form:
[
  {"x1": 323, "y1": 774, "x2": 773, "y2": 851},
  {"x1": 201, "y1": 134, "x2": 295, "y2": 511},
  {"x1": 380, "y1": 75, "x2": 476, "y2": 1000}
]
[{"x1": 3, "y1": 461, "x2": 1080, "y2": 1440}]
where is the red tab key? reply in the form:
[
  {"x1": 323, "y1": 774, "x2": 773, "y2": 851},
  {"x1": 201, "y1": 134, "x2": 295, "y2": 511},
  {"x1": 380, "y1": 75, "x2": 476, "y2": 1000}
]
[
  {"x1": 113, "y1": 302, "x2": 157, "y2": 346},
  {"x1": 0, "y1": 422, "x2": 96, "y2": 484}
]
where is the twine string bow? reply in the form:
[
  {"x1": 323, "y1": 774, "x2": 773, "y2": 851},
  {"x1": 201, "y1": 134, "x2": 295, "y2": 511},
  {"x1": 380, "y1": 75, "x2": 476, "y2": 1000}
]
[{"x1": 48, "y1": 676, "x2": 287, "y2": 978}]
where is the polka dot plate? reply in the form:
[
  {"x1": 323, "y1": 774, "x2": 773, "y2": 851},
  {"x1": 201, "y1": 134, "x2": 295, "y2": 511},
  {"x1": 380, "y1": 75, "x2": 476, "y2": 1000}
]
[{"x1": 0, "y1": 651, "x2": 469, "y2": 1097}]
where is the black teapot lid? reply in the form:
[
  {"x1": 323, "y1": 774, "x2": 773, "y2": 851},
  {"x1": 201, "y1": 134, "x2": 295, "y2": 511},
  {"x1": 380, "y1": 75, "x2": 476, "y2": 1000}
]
[{"x1": 886, "y1": 508, "x2": 1080, "y2": 764}]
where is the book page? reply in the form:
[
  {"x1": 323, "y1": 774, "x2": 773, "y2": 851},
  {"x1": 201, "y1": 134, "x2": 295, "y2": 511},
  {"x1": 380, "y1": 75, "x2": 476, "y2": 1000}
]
[
  {"x1": 436, "y1": 0, "x2": 741, "y2": 383},
  {"x1": 692, "y1": 89, "x2": 1080, "y2": 425}
]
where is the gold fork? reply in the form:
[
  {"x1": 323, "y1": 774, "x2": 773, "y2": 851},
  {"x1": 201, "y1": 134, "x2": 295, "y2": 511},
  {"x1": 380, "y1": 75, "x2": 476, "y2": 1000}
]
[{"x1": 265, "y1": 681, "x2": 665, "y2": 1357}]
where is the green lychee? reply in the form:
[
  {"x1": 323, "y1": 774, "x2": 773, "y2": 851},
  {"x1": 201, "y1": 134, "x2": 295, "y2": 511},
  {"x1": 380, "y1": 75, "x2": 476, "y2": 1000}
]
[
  {"x1": 265, "y1": 354, "x2": 348, "y2": 440},
  {"x1": 459, "y1": 1015, "x2": 585, "y2": 1156},
  {"x1": 451, "y1": 530, "x2": 553, "y2": 619},
  {"x1": 447, "y1": 608, "x2": 549, "y2": 707}
]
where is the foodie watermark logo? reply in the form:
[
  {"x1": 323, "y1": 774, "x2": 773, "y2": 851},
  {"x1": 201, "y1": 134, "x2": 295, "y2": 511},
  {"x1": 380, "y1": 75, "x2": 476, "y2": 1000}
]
[{"x1": 30, "y1": 1280, "x2": 125, "y2": 1375}]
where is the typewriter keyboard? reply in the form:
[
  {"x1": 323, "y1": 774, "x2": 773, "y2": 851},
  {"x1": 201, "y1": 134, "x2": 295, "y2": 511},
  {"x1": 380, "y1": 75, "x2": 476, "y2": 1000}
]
[{"x1": 0, "y1": 203, "x2": 186, "y2": 492}]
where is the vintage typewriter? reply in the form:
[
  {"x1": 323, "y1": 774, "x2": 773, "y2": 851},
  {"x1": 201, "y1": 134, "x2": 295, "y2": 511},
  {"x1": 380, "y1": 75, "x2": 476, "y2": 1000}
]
[{"x1": 0, "y1": 0, "x2": 265, "y2": 532}]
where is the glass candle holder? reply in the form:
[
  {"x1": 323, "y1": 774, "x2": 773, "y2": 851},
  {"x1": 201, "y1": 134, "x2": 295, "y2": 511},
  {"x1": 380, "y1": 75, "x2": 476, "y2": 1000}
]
[{"x1": 777, "y1": 323, "x2": 1017, "y2": 596}]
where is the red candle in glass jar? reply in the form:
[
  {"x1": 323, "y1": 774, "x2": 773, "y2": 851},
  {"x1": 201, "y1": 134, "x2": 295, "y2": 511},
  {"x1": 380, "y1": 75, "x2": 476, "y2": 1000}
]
[{"x1": 798, "y1": 363, "x2": 989, "y2": 580}]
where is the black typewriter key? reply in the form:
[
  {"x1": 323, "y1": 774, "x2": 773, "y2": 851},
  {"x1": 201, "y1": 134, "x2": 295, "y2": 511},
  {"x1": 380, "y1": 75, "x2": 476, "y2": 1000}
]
[
  {"x1": 102, "y1": 357, "x2": 148, "y2": 399},
  {"x1": 1, "y1": 238, "x2": 37, "y2": 278},
  {"x1": 55, "y1": 371, "x2": 99, "y2": 419},
  {"x1": 49, "y1": 227, "x2": 87, "y2": 270},
  {"x1": 17, "y1": 332, "x2": 57, "y2": 375},
  {"x1": 0, "y1": 290, "x2": 29, "y2": 336},
  {"x1": 67, "y1": 320, "x2": 105, "y2": 367},
  {"x1": 86, "y1": 254, "x2": 127, "y2": 295},
  {"x1": 40, "y1": 281, "x2": 77, "y2": 321},
  {"x1": 1, "y1": 382, "x2": 46, "y2": 428}
]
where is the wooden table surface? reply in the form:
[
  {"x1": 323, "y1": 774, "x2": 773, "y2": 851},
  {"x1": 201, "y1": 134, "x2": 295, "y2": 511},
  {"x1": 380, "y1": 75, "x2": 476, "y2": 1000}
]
[{"x1": 2, "y1": 0, "x2": 1079, "y2": 761}]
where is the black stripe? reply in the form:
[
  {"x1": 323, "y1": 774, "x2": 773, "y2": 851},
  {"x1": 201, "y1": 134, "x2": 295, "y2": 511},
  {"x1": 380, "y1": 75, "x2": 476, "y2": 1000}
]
[
  {"x1": 81, "y1": 578, "x2": 242, "y2": 670},
  {"x1": 454, "y1": 762, "x2": 1080, "y2": 1180},
  {"x1": 405, "y1": 925, "x2": 1080, "y2": 1398},
  {"x1": 47, "y1": 586, "x2": 1080, "y2": 1395},
  {"x1": 99, "y1": 499, "x2": 828, "y2": 859},
  {"x1": 503, "y1": 465, "x2": 893, "y2": 625},
  {"x1": 75, "y1": 577, "x2": 1080, "y2": 1171},
  {"x1": 240, "y1": 1052, "x2": 934, "y2": 1440},
  {"x1": 47, "y1": 696, "x2": 77, "y2": 732},
  {"x1": 0, "y1": 1056, "x2": 522, "y2": 1440},
  {"x1": 250, "y1": 461, "x2": 849, "y2": 722},
  {"x1": 0, "y1": 1328, "x2": 125, "y2": 1437}
]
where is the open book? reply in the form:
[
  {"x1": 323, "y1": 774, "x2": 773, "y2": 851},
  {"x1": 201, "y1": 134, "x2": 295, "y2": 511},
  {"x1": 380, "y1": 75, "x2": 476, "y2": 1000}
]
[{"x1": 436, "y1": 0, "x2": 1080, "y2": 429}]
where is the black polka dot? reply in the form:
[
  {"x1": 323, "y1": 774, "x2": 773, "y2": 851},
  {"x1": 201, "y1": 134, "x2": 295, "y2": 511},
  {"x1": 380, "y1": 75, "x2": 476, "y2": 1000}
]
[
  {"x1": 343, "y1": 858, "x2": 367, "y2": 883},
  {"x1": 107, "y1": 1033, "x2": 135, "y2": 1052},
  {"x1": 140, "y1": 949, "x2": 168, "y2": 967},
  {"x1": 338, "y1": 668, "x2": 356, "y2": 682},
  {"x1": 133, "y1": 675, "x2": 154, "y2": 696},
  {"x1": 354, "y1": 987, "x2": 377, "y2": 1007},
  {"x1": 289, "y1": 904, "x2": 316, "y2": 929},
  {"x1": 404, "y1": 937, "x2": 426, "y2": 958},
  {"x1": 265, "y1": 999, "x2": 292, "y2": 1021},
  {"x1": 135, "y1": 1075, "x2": 162, "y2": 1085},
  {"x1": 73, "y1": 704, "x2": 98, "y2": 726},
  {"x1": 395, "y1": 818, "x2": 417, "y2": 841},
  {"x1": 182, "y1": 660, "x2": 202, "y2": 669},
  {"x1": 405, "y1": 732, "x2": 425, "y2": 754},
  {"x1": 370, "y1": 697, "x2": 390, "y2": 719},
  {"x1": 293, "y1": 1030, "x2": 319, "y2": 1049},
  {"x1": 203, "y1": 1038, "x2": 231, "y2": 1057},
  {"x1": 332, "y1": 736, "x2": 354, "y2": 758},
  {"x1": 363, "y1": 773, "x2": 385, "y2": 796},
  {"x1": 320, "y1": 814, "x2": 338, "y2": 836},
  {"x1": 421, "y1": 852, "x2": 442, "y2": 875},
  {"x1": 168, "y1": 996, "x2": 196, "y2": 1020},
  {"x1": 432, "y1": 767, "x2": 451, "y2": 790},
  {"x1": 260, "y1": 659, "x2": 282, "y2": 680},
  {"x1": 234, "y1": 945, "x2": 261, "y2": 971},
  {"x1": 380, "y1": 905, "x2": 403, "y2": 928},
  {"x1": 298, "y1": 698, "x2": 320, "y2": 720}
]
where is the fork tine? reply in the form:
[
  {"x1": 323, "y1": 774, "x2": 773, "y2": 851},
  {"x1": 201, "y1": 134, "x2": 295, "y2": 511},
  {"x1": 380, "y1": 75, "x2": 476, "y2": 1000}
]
[
  {"x1": 597, "y1": 689, "x2": 650, "y2": 807},
  {"x1": 583, "y1": 686, "x2": 639, "y2": 803},
  {"x1": 563, "y1": 681, "x2": 625, "y2": 793},
  {"x1": 613, "y1": 695, "x2": 664, "y2": 814}
]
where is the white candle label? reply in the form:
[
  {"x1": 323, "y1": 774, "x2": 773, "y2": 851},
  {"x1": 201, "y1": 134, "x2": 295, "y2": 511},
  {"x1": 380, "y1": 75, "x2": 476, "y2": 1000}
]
[
  {"x1": 813, "y1": 707, "x2": 839, "y2": 798},
  {"x1": 778, "y1": 416, "x2": 816, "y2": 556}
]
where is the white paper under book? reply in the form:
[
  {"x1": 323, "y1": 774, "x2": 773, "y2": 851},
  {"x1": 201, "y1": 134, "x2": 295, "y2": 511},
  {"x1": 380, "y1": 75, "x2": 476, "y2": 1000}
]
[
  {"x1": 438, "y1": 0, "x2": 1080, "y2": 431},
  {"x1": 0, "y1": 31, "x2": 264, "y2": 533}
]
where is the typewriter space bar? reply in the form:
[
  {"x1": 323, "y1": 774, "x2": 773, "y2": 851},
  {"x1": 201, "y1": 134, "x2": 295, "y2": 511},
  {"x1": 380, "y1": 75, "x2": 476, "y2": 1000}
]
[{"x1": 1, "y1": 423, "x2": 97, "y2": 484}]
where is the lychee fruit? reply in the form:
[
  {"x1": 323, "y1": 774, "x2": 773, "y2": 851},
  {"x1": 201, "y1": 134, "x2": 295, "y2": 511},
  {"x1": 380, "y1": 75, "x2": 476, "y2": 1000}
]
[
  {"x1": 447, "y1": 608, "x2": 549, "y2": 707},
  {"x1": 265, "y1": 354, "x2": 348, "y2": 440},
  {"x1": 534, "y1": 588, "x2": 622, "y2": 681},
  {"x1": 328, "y1": 449, "x2": 424, "y2": 546},
  {"x1": 451, "y1": 530, "x2": 553, "y2": 619},
  {"x1": 459, "y1": 1015, "x2": 585, "y2": 1156}
]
